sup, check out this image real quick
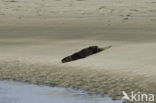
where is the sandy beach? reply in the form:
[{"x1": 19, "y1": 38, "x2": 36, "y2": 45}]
[{"x1": 0, "y1": 0, "x2": 156, "y2": 102}]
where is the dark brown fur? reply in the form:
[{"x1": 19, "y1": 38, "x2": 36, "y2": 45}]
[{"x1": 61, "y1": 45, "x2": 111, "y2": 63}]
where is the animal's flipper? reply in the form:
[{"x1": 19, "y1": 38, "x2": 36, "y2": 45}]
[{"x1": 100, "y1": 45, "x2": 112, "y2": 51}]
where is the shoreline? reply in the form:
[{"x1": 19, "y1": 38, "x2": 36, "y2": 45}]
[{"x1": 0, "y1": 58, "x2": 155, "y2": 101}]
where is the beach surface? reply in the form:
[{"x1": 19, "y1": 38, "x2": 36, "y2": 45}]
[{"x1": 0, "y1": 0, "x2": 156, "y2": 102}]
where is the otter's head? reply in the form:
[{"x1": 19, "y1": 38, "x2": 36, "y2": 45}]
[{"x1": 61, "y1": 56, "x2": 72, "y2": 63}]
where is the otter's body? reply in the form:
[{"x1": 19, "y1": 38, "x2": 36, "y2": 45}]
[{"x1": 62, "y1": 45, "x2": 111, "y2": 63}]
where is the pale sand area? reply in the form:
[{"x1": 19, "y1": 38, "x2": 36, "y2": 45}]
[{"x1": 0, "y1": 0, "x2": 156, "y2": 102}]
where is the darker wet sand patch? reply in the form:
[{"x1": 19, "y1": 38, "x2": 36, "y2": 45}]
[{"x1": 0, "y1": 59, "x2": 155, "y2": 102}]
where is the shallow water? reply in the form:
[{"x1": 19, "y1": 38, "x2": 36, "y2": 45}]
[{"x1": 0, "y1": 80, "x2": 122, "y2": 103}]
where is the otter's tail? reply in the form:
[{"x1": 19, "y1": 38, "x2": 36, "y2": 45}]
[{"x1": 100, "y1": 45, "x2": 112, "y2": 50}]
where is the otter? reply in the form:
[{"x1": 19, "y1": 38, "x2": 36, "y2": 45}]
[{"x1": 61, "y1": 45, "x2": 112, "y2": 63}]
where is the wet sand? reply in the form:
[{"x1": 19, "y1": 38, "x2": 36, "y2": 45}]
[
  {"x1": 0, "y1": 39, "x2": 156, "y2": 101},
  {"x1": 0, "y1": 0, "x2": 156, "y2": 102}
]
